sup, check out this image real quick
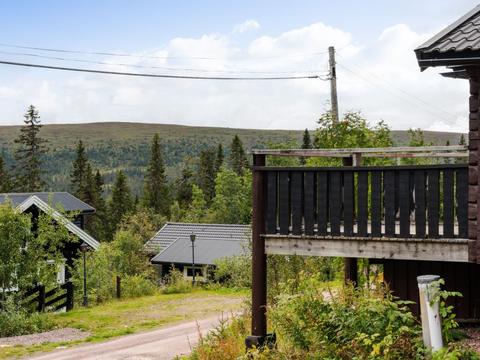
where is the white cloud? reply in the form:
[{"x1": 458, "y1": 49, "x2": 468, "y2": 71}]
[
  {"x1": 0, "y1": 20, "x2": 470, "y2": 133},
  {"x1": 233, "y1": 19, "x2": 260, "y2": 34}
]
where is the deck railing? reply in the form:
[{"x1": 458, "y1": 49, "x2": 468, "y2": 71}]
[{"x1": 257, "y1": 164, "x2": 468, "y2": 239}]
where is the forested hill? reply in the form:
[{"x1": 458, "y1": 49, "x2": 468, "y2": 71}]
[{"x1": 0, "y1": 122, "x2": 465, "y2": 194}]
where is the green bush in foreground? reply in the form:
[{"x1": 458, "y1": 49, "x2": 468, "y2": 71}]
[
  {"x1": 162, "y1": 268, "x2": 192, "y2": 294},
  {"x1": 0, "y1": 300, "x2": 54, "y2": 337},
  {"x1": 122, "y1": 275, "x2": 157, "y2": 298}
]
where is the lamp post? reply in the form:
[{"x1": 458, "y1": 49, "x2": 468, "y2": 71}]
[
  {"x1": 79, "y1": 243, "x2": 89, "y2": 306},
  {"x1": 190, "y1": 233, "x2": 196, "y2": 285}
]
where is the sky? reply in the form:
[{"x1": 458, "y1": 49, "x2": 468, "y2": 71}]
[{"x1": 0, "y1": 0, "x2": 478, "y2": 131}]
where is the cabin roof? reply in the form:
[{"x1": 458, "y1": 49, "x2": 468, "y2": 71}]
[
  {"x1": 0, "y1": 192, "x2": 95, "y2": 214},
  {"x1": 415, "y1": 4, "x2": 480, "y2": 73},
  {"x1": 148, "y1": 222, "x2": 250, "y2": 265}
]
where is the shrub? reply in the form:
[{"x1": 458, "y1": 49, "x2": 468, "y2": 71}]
[
  {"x1": 122, "y1": 275, "x2": 157, "y2": 298},
  {"x1": 162, "y1": 268, "x2": 192, "y2": 294},
  {"x1": 0, "y1": 299, "x2": 54, "y2": 337},
  {"x1": 269, "y1": 273, "x2": 424, "y2": 359},
  {"x1": 214, "y1": 254, "x2": 251, "y2": 288}
]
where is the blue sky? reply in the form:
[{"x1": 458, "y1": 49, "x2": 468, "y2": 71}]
[{"x1": 0, "y1": 1, "x2": 478, "y2": 130}]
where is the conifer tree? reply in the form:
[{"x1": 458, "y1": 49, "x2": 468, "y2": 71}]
[
  {"x1": 459, "y1": 134, "x2": 466, "y2": 145},
  {"x1": 13, "y1": 105, "x2": 48, "y2": 191},
  {"x1": 229, "y1": 135, "x2": 248, "y2": 176},
  {"x1": 197, "y1": 148, "x2": 216, "y2": 204},
  {"x1": 175, "y1": 164, "x2": 194, "y2": 209},
  {"x1": 71, "y1": 140, "x2": 89, "y2": 198},
  {"x1": 0, "y1": 156, "x2": 11, "y2": 192},
  {"x1": 300, "y1": 128, "x2": 312, "y2": 165},
  {"x1": 108, "y1": 171, "x2": 133, "y2": 239},
  {"x1": 215, "y1": 144, "x2": 224, "y2": 173},
  {"x1": 143, "y1": 134, "x2": 170, "y2": 216}
]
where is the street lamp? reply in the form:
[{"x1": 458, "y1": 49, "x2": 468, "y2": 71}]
[
  {"x1": 190, "y1": 233, "x2": 196, "y2": 285},
  {"x1": 79, "y1": 242, "x2": 90, "y2": 306}
]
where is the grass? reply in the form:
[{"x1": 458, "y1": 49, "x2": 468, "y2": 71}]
[{"x1": 0, "y1": 288, "x2": 248, "y2": 359}]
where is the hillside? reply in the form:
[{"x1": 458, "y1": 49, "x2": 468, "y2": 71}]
[{"x1": 0, "y1": 122, "x2": 465, "y2": 194}]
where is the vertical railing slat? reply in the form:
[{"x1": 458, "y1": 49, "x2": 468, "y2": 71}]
[
  {"x1": 265, "y1": 171, "x2": 278, "y2": 234},
  {"x1": 317, "y1": 172, "x2": 328, "y2": 236},
  {"x1": 384, "y1": 170, "x2": 396, "y2": 237},
  {"x1": 304, "y1": 172, "x2": 315, "y2": 235},
  {"x1": 329, "y1": 171, "x2": 342, "y2": 236},
  {"x1": 456, "y1": 168, "x2": 468, "y2": 238},
  {"x1": 371, "y1": 171, "x2": 382, "y2": 237},
  {"x1": 357, "y1": 171, "x2": 368, "y2": 236},
  {"x1": 428, "y1": 170, "x2": 440, "y2": 238},
  {"x1": 291, "y1": 172, "x2": 303, "y2": 235},
  {"x1": 443, "y1": 169, "x2": 454, "y2": 238},
  {"x1": 278, "y1": 172, "x2": 290, "y2": 235},
  {"x1": 343, "y1": 171, "x2": 354, "y2": 236},
  {"x1": 414, "y1": 170, "x2": 426, "y2": 238},
  {"x1": 399, "y1": 170, "x2": 410, "y2": 237}
]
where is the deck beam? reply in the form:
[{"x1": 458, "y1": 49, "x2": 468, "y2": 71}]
[{"x1": 264, "y1": 235, "x2": 474, "y2": 263}]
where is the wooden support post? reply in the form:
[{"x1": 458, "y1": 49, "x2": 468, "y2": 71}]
[
  {"x1": 247, "y1": 154, "x2": 272, "y2": 349},
  {"x1": 343, "y1": 155, "x2": 358, "y2": 285},
  {"x1": 37, "y1": 285, "x2": 46, "y2": 313},
  {"x1": 116, "y1": 276, "x2": 121, "y2": 299},
  {"x1": 66, "y1": 282, "x2": 74, "y2": 311}
]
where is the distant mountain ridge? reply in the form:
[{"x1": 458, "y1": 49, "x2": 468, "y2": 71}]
[{"x1": 0, "y1": 122, "x2": 466, "y2": 194}]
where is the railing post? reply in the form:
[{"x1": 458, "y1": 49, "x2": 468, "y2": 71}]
[
  {"x1": 37, "y1": 284, "x2": 46, "y2": 313},
  {"x1": 116, "y1": 276, "x2": 121, "y2": 299},
  {"x1": 66, "y1": 282, "x2": 74, "y2": 311},
  {"x1": 343, "y1": 155, "x2": 358, "y2": 285},
  {"x1": 247, "y1": 153, "x2": 273, "y2": 349}
]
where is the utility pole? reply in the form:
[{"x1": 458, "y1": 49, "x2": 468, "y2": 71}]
[{"x1": 328, "y1": 46, "x2": 339, "y2": 123}]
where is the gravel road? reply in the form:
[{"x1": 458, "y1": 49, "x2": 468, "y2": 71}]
[{"x1": 25, "y1": 314, "x2": 229, "y2": 360}]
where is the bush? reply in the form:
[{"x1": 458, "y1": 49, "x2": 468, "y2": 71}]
[
  {"x1": 162, "y1": 268, "x2": 192, "y2": 294},
  {"x1": 0, "y1": 300, "x2": 54, "y2": 337},
  {"x1": 214, "y1": 255, "x2": 251, "y2": 288},
  {"x1": 122, "y1": 275, "x2": 157, "y2": 298},
  {"x1": 269, "y1": 273, "x2": 424, "y2": 359}
]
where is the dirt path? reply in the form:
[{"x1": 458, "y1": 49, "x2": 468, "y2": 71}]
[{"x1": 25, "y1": 313, "x2": 229, "y2": 360}]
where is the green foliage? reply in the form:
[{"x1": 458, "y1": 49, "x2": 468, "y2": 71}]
[
  {"x1": 311, "y1": 110, "x2": 393, "y2": 166},
  {"x1": 143, "y1": 134, "x2": 171, "y2": 216},
  {"x1": 13, "y1": 105, "x2": 49, "y2": 191},
  {"x1": 432, "y1": 344, "x2": 480, "y2": 360},
  {"x1": 71, "y1": 140, "x2": 89, "y2": 198},
  {"x1": 0, "y1": 155, "x2": 11, "y2": 192},
  {"x1": 119, "y1": 208, "x2": 166, "y2": 244},
  {"x1": 162, "y1": 267, "x2": 192, "y2": 294},
  {"x1": 215, "y1": 143, "x2": 224, "y2": 173},
  {"x1": 121, "y1": 274, "x2": 157, "y2": 298},
  {"x1": 265, "y1": 140, "x2": 301, "y2": 167},
  {"x1": 207, "y1": 168, "x2": 252, "y2": 224},
  {"x1": 229, "y1": 135, "x2": 248, "y2": 176},
  {"x1": 214, "y1": 252, "x2": 251, "y2": 288},
  {"x1": 107, "y1": 170, "x2": 133, "y2": 239},
  {"x1": 111, "y1": 230, "x2": 152, "y2": 276},
  {"x1": 175, "y1": 164, "x2": 194, "y2": 209},
  {"x1": 270, "y1": 276, "x2": 423, "y2": 359},
  {"x1": 183, "y1": 185, "x2": 207, "y2": 223},
  {"x1": 0, "y1": 298, "x2": 54, "y2": 337},
  {"x1": 197, "y1": 148, "x2": 217, "y2": 204}
]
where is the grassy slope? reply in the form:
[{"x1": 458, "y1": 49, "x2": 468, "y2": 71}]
[{"x1": 0, "y1": 288, "x2": 247, "y2": 359}]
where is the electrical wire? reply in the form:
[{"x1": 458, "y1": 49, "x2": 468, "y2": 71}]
[
  {"x1": 0, "y1": 49, "x2": 329, "y2": 76},
  {"x1": 336, "y1": 62, "x2": 459, "y2": 124},
  {"x1": 0, "y1": 42, "x2": 330, "y2": 61},
  {"x1": 0, "y1": 59, "x2": 323, "y2": 80}
]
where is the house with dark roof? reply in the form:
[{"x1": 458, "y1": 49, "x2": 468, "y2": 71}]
[
  {"x1": 146, "y1": 222, "x2": 250, "y2": 280},
  {"x1": 0, "y1": 192, "x2": 100, "y2": 281}
]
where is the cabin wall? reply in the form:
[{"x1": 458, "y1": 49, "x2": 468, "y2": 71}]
[
  {"x1": 469, "y1": 69, "x2": 480, "y2": 262},
  {"x1": 382, "y1": 260, "x2": 480, "y2": 320}
]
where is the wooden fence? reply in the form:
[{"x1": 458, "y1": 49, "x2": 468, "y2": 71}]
[{"x1": 23, "y1": 282, "x2": 74, "y2": 312}]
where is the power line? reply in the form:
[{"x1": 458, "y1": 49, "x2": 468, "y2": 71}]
[
  {"x1": 0, "y1": 49, "x2": 329, "y2": 76},
  {"x1": 336, "y1": 62, "x2": 459, "y2": 124},
  {"x1": 0, "y1": 42, "x2": 329, "y2": 61},
  {"x1": 0, "y1": 59, "x2": 323, "y2": 80}
]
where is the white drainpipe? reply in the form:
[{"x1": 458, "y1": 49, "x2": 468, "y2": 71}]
[{"x1": 417, "y1": 275, "x2": 443, "y2": 351}]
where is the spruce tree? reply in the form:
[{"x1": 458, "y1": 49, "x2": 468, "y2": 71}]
[
  {"x1": 71, "y1": 140, "x2": 89, "y2": 198},
  {"x1": 108, "y1": 171, "x2": 133, "y2": 239},
  {"x1": 300, "y1": 128, "x2": 312, "y2": 165},
  {"x1": 143, "y1": 134, "x2": 170, "y2": 216},
  {"x1": 197, "y1": 148, "x2": 216, "y2": 204},
  {"x1": 175, "y1": 164, "x2": 194, "y2": 209},
  {"x1": 0, "y1": 156, "x2": 11, "y2": 192},
  {"x1": 229, "y1": 135, "x2": 248, "y2": 176},
  {"x1": 13, "y1": 105, "x2": 48, "y2": 191},
  {"x1": 215, "y1": 144, "x2": 224, "y2": 173},
  {"x1": 459, "y1": 134, "x2": 466, "y2": 145}
]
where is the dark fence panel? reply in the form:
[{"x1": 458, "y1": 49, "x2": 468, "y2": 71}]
[
  {"x1": 22, "y1": 282, "x2": 74, "y2": 312},
  {"x1": 259, "y1": 165, "x2": 468, "y2": 239}
]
